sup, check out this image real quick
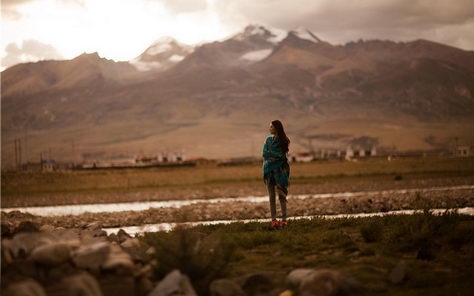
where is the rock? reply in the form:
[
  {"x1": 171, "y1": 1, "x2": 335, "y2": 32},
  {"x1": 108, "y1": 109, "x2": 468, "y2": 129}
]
[
  {"x1": 107, "y1": 232, "x2": 119, "y2": 243},
  {"x1": 299, "y1": 269, "x2": 357, "y2": 296},
  {"x1": 146, "y1": 246, "x2": 156, "y2": 256},
  {"x1": 83, "y1": 221, "x2": 103, "y2": 231},
  {"x1": 279, "y1": 290, "x2": 294, "y2": 296},
  {"x1": 117, "y1": 229, "x2": 132, "y2": 243},
  {"x1": 286, "y1": 268, "x2": 318, "y2": 287},
  {"x1": 15, "y1": 221, "x2": 40, "y2": 233},
  {"x1": 82, "y1": 222, "x2": 107, "y2": 237},
  {"x1": 72, "y1": 241, "x2": 111, "y2": 269},
  {"x1": 149, "y1": 269, "x2": 197, "y2": 296},
  {"x1": 39, "y1": 225, "x2": 56, "y2": 232},
  {"x1": 4, "y1": 279, "x2": 46, "y2": 296},
  {"x1": 121, "y1": 237, "x2": 141, "y2": 249},
  {"x1": 241, "y1": 272, "x2": 274, "y2": 295},
  {"x1": 2, "y1": 239, "x2": 14, "y2": 264},
  {"x1": 389, "y1": 261, "x2": 406, "y2": 284},
  {"x1": 1, "y1": 220, "x2": 14, "y2": 237},
  {"x1": 30, "y1": 242, "x2": 71, "y2": 266},
  {"x1": 7, "y1": 232, "x2": 54, "y2": 259},
  {"x1": 210, "y1": 279, "x2": 246, "y2": 296},
  {"x1": 136, "y1": 276, "x2": 155, "y2": 296},
  {"x1": 102, "y1": 244, "x2": 135, "y2": 274},
  {"x1": 121, "y1": 238, "x2": 144, "y2": 261},
  {"x1": 63, "y1": 272, "x2": 103, "y2": 296}
]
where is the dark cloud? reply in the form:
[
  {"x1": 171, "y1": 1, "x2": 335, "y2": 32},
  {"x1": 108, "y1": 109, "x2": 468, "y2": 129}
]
[
  {"x1": 157, "y1": 0, "x2": 207, "y2": 14},
  {"x1": 216, "y1": 0, "x2": 474, "y2": 50},
  {"x1": 2, "y1": 40, "x2": 63, "y2": 70}
]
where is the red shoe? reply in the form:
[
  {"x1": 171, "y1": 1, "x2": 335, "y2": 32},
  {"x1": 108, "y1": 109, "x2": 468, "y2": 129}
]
[
  {"x1": 279, "y1": 220, "x2": 288, "y2": 227},
  {"x1": 271, "y1": 220, "x2": 279, "y2": 228}
]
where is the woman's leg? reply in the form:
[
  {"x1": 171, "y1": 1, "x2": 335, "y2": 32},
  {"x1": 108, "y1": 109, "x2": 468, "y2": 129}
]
[
  {"x1": 266, "y1": 177, "x2": 277, "y2": 221},
  {"x1": 277, "y1": 185, "x2": 287, "y2": 221}
]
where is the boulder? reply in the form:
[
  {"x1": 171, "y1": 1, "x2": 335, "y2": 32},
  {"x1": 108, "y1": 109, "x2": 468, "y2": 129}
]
[
  {"x1": 299, "y1": 269, "x2": 357, "y2": 296},
  {"x1": 388, "y1": 261, "x2": 407, "y2": 284},
  {"x1": 241, "y1": 272, "x2": 274, "y2": 295},
  {"x1": 286, "y1": 268, "x2": 317, "y2": 287},
  {"x1": 6, "y1": 232, "x2": 55, "y2": 259},
  {"x1": 117, "y1": 229, "x2": 132, "y2": 243},
  {"x1": 210, "y1": 279, "x2": 246, "y2": 296},
  {"x1": 4, "y1": 279, "x2": 46, "y2": 296},
  {"x1": 120, "y1": 237, "x2": 141, "y2": 249},
  {"x1": 149, "y1": 269, "x2": 197, "y2": 296},
  {"x1": 72, "y1": 241, "x2": 111, "y2": 269},
  {"x1": 102, "y1": 244, "x2": 135, "y2": 274},
  {"x1": 1, "y1": 220, "x2": 14, "y2": 237},
  {"x1": 63, "y1": 272, "x2": 103, "y2": 296},
  {"x1": 30, "y1": 242, "x2": 71, "y2": 266},
  {"x1": 15, "y1": 221, "x2": 40, "y2": 233},
  {"x1": 120, "y1": 238, "x2": 144, "y2": 261}
]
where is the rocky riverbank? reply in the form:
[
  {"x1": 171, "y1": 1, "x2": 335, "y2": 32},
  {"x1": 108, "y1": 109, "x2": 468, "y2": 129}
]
[
  {"x1": 2, "y1": 186, "x2": 473, "y2": 231},
  {"x1": 2, "y1": 175, "x2": 474, "y2": 296}
]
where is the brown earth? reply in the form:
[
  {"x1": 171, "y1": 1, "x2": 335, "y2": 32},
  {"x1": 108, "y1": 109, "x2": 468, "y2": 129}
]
[{"x1": 2, "y1": 174, "x2": 473, "y2": 231}]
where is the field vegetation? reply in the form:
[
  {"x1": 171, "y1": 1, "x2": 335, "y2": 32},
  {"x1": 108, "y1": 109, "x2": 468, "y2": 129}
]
[
  {"x1": 1, "y1": 156, "x2": 473, "y2": 295},
  {"x1": 141, "y1": 211, "x2": 474, "y2": 295},
  {"x1": 2, "y1": 156, "x2": 473, "y2": 207}
]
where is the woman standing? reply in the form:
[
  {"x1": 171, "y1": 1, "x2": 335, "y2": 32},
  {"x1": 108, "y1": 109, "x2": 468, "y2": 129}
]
[{"x1": 262, "y1": 120, "x2": 290, "y2": 228}]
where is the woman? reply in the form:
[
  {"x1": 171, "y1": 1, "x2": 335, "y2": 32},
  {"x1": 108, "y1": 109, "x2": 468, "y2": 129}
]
[{"x1": 262, "y1": 120, "x2": 290, "y2": 228}]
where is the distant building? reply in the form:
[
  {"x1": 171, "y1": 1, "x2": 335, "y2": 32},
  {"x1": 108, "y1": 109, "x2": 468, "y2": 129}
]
[
  {"x1": 345, "y1": 146, "x2": 377, "y2": 160},
  {"x1": 345, "y1": 147, "x2": 354, "y2": 160},
  {"x1": 41, "y1": 159, "x2": 56, "y2": 172},
  {"x1": 290, "y1": 152, "x2": 315, "y2": 162},
  {"x1": 455, "y1": 145, "x2": 473, "y2": 157}
]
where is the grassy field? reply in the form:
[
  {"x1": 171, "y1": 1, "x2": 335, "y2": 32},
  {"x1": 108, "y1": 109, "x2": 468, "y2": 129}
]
[
  {"x1": 2, "y1": 156, "x2": 473, "y2": 195},
  {"x1": 2, "y1": 157, "x2": 473, "y2": 295},
  {"x1": 141, "y1": 212, "x2": 474, "y2": 296}
]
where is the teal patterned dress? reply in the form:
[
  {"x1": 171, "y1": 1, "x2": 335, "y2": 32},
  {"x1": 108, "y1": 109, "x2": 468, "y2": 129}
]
[{"x1": 262, "y1": 135, "x2": 290, "y2": 193}]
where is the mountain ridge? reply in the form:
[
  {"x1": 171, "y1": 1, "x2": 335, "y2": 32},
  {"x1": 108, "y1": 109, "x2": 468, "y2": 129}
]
[{"x1": 2, "y1": 25, "x2": 474, "y2": 167}]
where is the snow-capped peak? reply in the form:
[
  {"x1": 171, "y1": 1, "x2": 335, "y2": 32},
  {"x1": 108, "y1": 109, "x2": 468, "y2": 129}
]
[
  {"x1": 233, "y1": 24, "x2": 287, "y2": 44},
  {"x1": 145, "y1": 37, "x2": 184, "y2": 56},
  {"x1": 290, "y1": 27, "x2": 322, "y2": 43},
  {"x1": 130, "y1": 37, "x2": 193, "y2": 72}
]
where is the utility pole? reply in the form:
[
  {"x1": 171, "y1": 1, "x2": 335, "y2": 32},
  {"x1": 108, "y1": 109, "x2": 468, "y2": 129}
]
[
  {"x1": 14, "y1": 139, "x2": 18, "y2": 168},
  {"x1": 72, "y1": 139, "x2": 76, "y2": 166},
  {"x1": 14, "y1": 138, "x2": 22, "y2": 169},
  {"x1": 24, "y1": 127, "x2": 29, "y2": 164}
]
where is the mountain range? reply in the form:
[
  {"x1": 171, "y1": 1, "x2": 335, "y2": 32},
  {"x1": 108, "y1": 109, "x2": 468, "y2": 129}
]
[{"x1": 2, "y1": 25, "x2": 474, "y2": 167}]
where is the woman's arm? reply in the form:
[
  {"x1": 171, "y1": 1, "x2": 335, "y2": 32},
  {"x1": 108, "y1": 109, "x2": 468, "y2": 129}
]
[{"x1": 263, "y1": 137, "x2": 285, "y2": 160}]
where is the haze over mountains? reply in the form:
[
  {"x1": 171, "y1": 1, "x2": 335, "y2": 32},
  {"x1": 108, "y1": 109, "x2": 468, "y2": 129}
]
[{"x1": 2, "y1": 25, "x2": 474, "y2": 167}]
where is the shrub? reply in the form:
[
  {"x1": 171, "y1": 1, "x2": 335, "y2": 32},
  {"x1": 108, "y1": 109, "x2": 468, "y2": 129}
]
[
  {"x1": 394, "y1": 175, "x2": 403, "y2": 181},
  {"x1": 387, "y1": 210, "x2": 461, "y2": 253},
  {"x1": 142, "y1": 226, "x2": 235, "y2": 296},
  {"x1": 360, "y1": 219, "x2": 384, "y2": 243}
]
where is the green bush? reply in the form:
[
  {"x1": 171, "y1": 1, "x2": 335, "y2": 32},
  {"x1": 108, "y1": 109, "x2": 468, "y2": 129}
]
[
  {"x1": 387, "y1": 210, "x2": 461, "y2": 253},
  {"x1": 360, "y1": 219, "x2": 384, "y2": 243},
  {"x1": 142, "y1": 226, "x2": 235, "y2": 296}
]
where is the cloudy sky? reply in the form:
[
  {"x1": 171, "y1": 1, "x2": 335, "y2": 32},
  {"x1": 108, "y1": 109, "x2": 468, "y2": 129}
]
[{"x1": 2, "y1": 0, "x2": 474, "y2": 70}]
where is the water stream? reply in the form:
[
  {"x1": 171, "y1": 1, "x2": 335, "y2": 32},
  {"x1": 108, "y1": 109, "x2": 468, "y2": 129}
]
[
  {"x1": 2, "y1": 185, "x2": 473, "y2": 217},
  {"x1": 102, "y1": 207, "x2": 474, "y2": 236}
]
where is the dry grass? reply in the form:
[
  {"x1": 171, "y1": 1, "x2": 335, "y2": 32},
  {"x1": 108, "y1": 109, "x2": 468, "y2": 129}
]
[{"x1": 2, "y1": 156, "x2": 473, "y2": 198}]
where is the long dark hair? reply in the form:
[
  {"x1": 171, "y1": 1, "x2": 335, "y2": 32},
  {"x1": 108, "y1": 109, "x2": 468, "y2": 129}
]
[{"x1": 272, "y1": 120, "x2": 290, "y2": 153}]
